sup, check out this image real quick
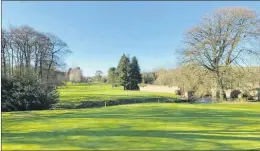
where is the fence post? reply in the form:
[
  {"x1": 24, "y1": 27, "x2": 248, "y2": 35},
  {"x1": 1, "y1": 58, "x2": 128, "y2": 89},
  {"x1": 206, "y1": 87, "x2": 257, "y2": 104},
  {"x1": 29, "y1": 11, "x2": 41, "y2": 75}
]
[
  {"x1": 158, "y1": 99, "x2": 159, "y2": 103},
  {"x1": 105, "y1": 101, "x2": 106, "y2": 107}
]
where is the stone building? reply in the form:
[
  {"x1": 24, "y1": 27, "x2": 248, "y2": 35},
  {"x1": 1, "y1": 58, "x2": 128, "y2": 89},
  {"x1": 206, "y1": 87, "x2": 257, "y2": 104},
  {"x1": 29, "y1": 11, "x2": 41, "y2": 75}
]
[{"x1": 67, "y1": 67, "x2": 83, "y2": 83}]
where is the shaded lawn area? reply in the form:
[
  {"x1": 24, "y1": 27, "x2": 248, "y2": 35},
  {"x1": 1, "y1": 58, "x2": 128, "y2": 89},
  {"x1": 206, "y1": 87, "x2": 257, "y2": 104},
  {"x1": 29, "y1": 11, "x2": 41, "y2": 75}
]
[
  {"x1": 57, "y1": 83, "x2": 178, "y2": 103},
  {"x1": 2, "y1": 103, "x2": 260, "y2": 150}
]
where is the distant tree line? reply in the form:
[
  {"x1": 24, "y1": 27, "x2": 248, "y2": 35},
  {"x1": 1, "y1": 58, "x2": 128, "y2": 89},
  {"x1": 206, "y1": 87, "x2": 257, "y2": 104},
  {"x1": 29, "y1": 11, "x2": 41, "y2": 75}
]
[
  {"x1": 108, "y1": 54, "x2": 142, "y2": 90},
  {"x1": 138, "y1": 64, "x2": 260, "y2": 100},
  {"x1": 1, "y1": 25, "x2": 71, "y2": 111},
  {"x1": 152, "y1": 66, "x2": 260, "y2": 99}
]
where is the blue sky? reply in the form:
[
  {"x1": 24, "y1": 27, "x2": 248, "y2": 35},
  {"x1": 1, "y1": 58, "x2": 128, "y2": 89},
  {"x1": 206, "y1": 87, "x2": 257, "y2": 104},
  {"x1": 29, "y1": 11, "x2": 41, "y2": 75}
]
[{"x1": 2, "y1": 1, "x2": 260, "y2": 76}]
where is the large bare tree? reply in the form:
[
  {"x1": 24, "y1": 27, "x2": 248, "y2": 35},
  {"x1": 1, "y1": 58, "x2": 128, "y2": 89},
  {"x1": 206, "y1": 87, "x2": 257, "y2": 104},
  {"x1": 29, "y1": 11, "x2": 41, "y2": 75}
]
[{"x1": 180, "y1": 7, "x2": 260, "y2": 101}]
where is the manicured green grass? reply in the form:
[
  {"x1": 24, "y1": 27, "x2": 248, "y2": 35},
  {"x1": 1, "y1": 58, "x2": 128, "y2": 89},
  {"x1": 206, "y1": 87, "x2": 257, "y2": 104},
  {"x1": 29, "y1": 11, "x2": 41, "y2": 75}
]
[
  {"x1": 58, "y1": 82, "x2": 177, "y2": 103},
  {"x1": 2, "y1": 103, "x2": 260, "y2": 150}
]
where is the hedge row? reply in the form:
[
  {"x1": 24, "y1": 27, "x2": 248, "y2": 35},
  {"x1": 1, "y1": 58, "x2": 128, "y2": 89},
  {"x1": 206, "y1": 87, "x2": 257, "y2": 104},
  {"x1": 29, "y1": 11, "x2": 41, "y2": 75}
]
[{"x1": 51, "y1": 97, "x2": 184, "y2": 110}]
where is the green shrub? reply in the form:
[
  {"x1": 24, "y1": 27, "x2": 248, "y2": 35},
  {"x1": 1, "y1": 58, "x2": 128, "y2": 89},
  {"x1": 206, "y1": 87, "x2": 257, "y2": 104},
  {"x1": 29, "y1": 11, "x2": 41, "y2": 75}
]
[
  {"x1": 1, "y1": 75, "x2": 59, "y2": 112},
  {"x1": 142, "y1": 72, "x2": 156, "y2": 84}
]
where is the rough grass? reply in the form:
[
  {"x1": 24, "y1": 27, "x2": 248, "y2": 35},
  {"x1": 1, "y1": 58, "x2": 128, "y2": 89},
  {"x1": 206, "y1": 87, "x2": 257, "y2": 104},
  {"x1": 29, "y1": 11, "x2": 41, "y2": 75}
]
[
  {"x1": 2, "y1": 103, "x2": 260, "y2": 150},
  {"x1": 58, "y1": 82, "x2": 177, "y2": 103}
]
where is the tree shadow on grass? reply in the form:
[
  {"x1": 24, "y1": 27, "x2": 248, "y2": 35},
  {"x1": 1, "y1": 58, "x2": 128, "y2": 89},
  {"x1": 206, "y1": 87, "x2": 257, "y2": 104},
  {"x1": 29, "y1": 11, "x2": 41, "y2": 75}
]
[
  {"x1": 3, "y1": 129, "x2": 260, "y2": 150},
  {"x1": 6, "y1": 104, "x2": 260, "y2": 119},
  {"x1": 47, "y1": 105, "x2": 260, "y2": 120},
  {"x1": 4, "y1": 105, "x2": 260, "y2": 137},
  {"x1": 3, "y1": 104, "x2": 260, "y2": 150}
]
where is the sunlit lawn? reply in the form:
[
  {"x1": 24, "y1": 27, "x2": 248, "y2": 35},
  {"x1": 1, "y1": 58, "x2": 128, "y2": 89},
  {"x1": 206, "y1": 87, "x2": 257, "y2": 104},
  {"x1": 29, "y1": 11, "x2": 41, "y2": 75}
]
[
  {"x1": 57, "y1": 82, "x2": 177, "y2": 103},
  {"x1": 2, "y1": 103, "x2": 260, "y2": 150}
]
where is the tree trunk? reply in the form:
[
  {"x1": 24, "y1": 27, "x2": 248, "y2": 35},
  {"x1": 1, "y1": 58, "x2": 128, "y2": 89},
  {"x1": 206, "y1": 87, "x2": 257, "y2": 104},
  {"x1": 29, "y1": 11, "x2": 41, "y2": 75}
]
[
  {"x1": 25, "y1": 55, "x2": 30, "y2": 69},
  {"x1": 216, "y1": 73, "x2": 227, "y2": 101},
  {"x1": 39, "y1": 50, "x2": 46, "y2": 82},
  {"x1": 11, "y1": 48, "x2": 13, "y2": 76},
  {"x1": 34, "y1": 54, "x2": 39, "y2": 75},
  {"x1": 15, "y1": 50, "x2": 19, "y2": 75},
  {"x1": 39, "y1": 55, "x2": 43, "y2": 80},
  {"x1": 8, "y1": 51, "x2": 11, "y2": 77},
  {"x1": 20, "y1": 52, "x2": 24, "y2": 75},
  {"x1": 47, "y1": 61, "x2": 53, "y2": 83},
  {"x1": 47, "y1": 52, "x2": 54, "y2": 84},
  {"x1": 219, "y1": 88, "x2": 227, "y2": 101},
  {"x1": 1, "y1": 49, "x2": 6, "y2": 77}
]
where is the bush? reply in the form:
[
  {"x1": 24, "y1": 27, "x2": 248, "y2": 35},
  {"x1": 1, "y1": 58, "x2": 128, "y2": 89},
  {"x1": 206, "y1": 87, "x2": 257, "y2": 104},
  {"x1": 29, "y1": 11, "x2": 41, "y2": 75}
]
[
  {"x1": 230, "y1": 90, "x2": 242, "y2": 98},
  {"x1": 1, "y1": 74, "x2": 59, "y2": 112},
  {"x1": 142, "y1": 72, "x2": 156, "y2": 84},
  {"x1": 114, "y1": 83, "x2": 120, "y2": 87}
]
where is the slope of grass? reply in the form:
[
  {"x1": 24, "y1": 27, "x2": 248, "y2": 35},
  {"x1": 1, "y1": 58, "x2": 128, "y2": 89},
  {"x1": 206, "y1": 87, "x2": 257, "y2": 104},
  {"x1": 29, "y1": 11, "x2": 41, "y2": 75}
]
[
  {"x1": 57, "y1": 82, "x2": 177, "y2": 103},
  {"x1": 2, "y1": 103, "x2": 260, "y2": 150}
]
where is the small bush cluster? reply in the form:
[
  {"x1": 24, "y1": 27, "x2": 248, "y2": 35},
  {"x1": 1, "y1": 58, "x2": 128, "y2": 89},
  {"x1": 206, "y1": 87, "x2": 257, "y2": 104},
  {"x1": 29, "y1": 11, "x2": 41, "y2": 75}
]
[
  {"x1": 1, "y1": 74, "x2": 59, "y2": 112},
  {"x1": 142, "y1": 72, "x2": 157, "y2": 84}
]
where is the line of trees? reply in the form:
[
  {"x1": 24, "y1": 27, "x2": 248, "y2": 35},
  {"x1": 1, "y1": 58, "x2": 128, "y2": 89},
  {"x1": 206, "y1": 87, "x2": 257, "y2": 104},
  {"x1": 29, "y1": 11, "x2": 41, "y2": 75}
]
[
  {"x1": 108, "y1": 54, "x2": 142, "y2": 90},
  {"x1": 1, "y1": 25, "x2": 71, "y2": 83}
]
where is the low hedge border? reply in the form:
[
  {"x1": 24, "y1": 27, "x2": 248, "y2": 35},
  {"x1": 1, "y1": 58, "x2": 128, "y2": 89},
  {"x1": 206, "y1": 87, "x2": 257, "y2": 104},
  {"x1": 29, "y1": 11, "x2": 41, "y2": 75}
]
[{"x1": 51, "y1": 97, "x2": 183, "y2": 110}]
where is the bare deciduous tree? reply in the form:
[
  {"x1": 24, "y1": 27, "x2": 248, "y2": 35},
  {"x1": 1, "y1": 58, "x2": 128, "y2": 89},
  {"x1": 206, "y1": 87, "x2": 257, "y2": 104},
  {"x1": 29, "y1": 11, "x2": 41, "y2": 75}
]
[
  {"x1": 180, "y1": 7, "x2": 260, "y2": 101},
  {"x1": 95, "y1": 70, "x2": 103, "y2": 82},
  {"x1": 44, "y1": 33, "x2": 71, "y2": 82}
]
